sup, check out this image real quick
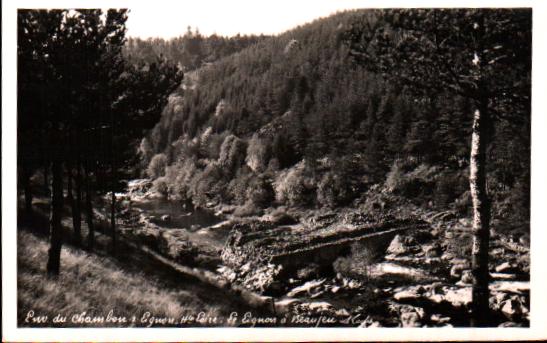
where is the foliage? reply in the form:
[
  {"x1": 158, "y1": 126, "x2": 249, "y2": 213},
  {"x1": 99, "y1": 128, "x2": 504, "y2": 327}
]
[
  {"x1": 317, "y1": 170, "x2": 353, "y2": 208},
  {"x1": 123, "y1": 27, "x2": 268, "y2": 71},
  {"x1": 274, "y1": 161, "x2": 316, "y2": 207},
  {"x1": 333, "y1": 242, "x2": 376, "y2": 281},
  {"x1": 246, "y1": 134, "x2": 270, "y2": 173},
  {"x1": 147, "y1": 153, "x2": 168, "y2": 179},
  {"x1": 190, "y1": 162, "x2": 225, "y2": 206},
  {"x1": 344, "y1": 8, "x2": 531, "y2": 325},
  {"x1": 246, "y1": 175, "x2": 275, "y2": 208},
  {"x1": 152, "y1": 176, "x2": 169, "y2": 198},
  {"x1": 17, "y1": 9, "x2": 183, "y2": 270},
  {"x1": 218, "y1": 134, "x2": 247, "y2": 175},
  {"x1": 135, "y1": 10, "x2": 530, "y2": 232}
]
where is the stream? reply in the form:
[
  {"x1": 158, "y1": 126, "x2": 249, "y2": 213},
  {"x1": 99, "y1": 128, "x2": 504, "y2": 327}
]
[
  {"x1": 133, "y1": 198, "x2": 222, "y2": 229},
  {"x1": 129, "y1": 197, "x2": 230, "y2": 251}
]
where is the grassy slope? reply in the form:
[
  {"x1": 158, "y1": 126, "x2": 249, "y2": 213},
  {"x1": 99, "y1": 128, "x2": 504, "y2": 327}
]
[{"x1": 17, "y1": 230, "x2": 235, "y2": 327}]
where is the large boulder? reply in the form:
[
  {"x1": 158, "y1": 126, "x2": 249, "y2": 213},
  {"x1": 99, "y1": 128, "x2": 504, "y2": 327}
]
[
  {"x1": 387, "y1": 235, "x2": 407, "y2": 255},
  {"x1": 500, "y1": 298, "x2": 524, "y2": 320}
]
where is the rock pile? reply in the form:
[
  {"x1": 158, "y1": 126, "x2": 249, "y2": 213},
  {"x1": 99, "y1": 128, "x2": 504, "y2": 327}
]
[{"x1": 220, "y1": 212, "x2": 429, "y2": 293}]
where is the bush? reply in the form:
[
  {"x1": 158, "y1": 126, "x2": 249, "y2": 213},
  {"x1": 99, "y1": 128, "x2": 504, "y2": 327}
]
[
  {"x1": 172, "y1": 135, "x2": 199, "y2": 161},
  {"x1": 172, "y1": 160, "x2": 198, "y2": 200},
  {"x1": 317, "y1": 170, "x2": 353, "y2": 208},
  {"x1": 246, "y1": 175, "x2": 275, "y2": 208},
  {"x1": 246, "y1": 134, "x2": 270, "y2": 173},
  {"x1": 384, "y1": 160, "x2": 437, "y2": 201},
  {"x1": 198, "y1": 127, "x2": 225, "y2": 160},
  {"x1": 433, "y1": 172, "x2": 467, "y2": 207},
  {"x1": 227, "y1": 168, "x2": 254, "y2": 205},
  {"x1": 138, "y1": 137, "x2": 154, "y2": 168},
  {"x1": 190, "y1": 162, "x2": 225, "y2": 206},
  {"x1": 218, "y1": 134, "x2": 247, "y2": 174},
  {"x1": 274, "y1": 160, "x2": 316, "y2": 207},
  {"x1": 152, "y1": 176, "x2": 169, "y2": 198},
  {"x1": 333, "y1": 242, "x2": 376, "y2": 281},
  {"x1": 385, "y1": 160, "x2": 405, "y2": 193},
  {"x1": 268, "y1": 207, "x2": 298, "y2": 225},
  {"x1": 233, "y1": 201, "x2": 263, "y2": 217},
  {"x1": 147, "y1": 153, "x2": 168, "y2": 179}
]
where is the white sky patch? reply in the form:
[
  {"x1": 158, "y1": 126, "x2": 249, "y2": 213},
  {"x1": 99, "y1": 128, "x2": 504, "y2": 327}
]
[{"x1": 125, "y1": 0, "x2": 367, "y2": 38}]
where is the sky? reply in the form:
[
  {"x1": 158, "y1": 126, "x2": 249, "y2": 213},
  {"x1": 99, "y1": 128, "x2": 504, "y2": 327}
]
[{"x1": 125, "y1": 0, "x2": 367, "y2": 38}]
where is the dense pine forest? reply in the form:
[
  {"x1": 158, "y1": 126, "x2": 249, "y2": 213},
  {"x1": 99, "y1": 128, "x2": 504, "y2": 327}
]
[
  {"x1": 141, "y1": 10, "x2": 530, "y2": 232},
  {"x1": 16, "y1": 8, "x2": 531, "y2": 329},
  {"x1": 123, "y1": 28, "x2": 268, "y2": 70}
]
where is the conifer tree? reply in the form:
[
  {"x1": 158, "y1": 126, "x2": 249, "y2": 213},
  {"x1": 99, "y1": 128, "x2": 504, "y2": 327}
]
[{"x1": 345, "y1": 9, "x2": 531, "y2": 326}]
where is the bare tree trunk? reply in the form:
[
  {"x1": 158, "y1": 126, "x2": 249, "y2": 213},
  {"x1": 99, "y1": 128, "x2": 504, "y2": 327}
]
[
  {"x1": 67, "y1": 166, "x2": 75, "y2": 221},
  {"x1": 74, "y1": 162, "x2": 82, "y2": 245},
  {"x1": 67, "y1": 165, "x2": 82, "y2": 245},
  {"x1": 22, "y1": 168, "x2": 33, "y2": 213},
  {"x1": 110, "y1": 111, "x2": 117, "y2": 250},
  {"x1": 469, "y1": 106, "x2": 492, "y2": 327},
  {"x1": 84, "y1": 164, "x2": 95, "y2": 250},
  {"x1": 43, "y1": 164, "x2": 49, "y2": 195},
  {"x1": 110, "y1": 182, "x2": 116, "y2": 249},
  {"x1": 46, "y1": 160, "x2": 63, "y2": 276}
]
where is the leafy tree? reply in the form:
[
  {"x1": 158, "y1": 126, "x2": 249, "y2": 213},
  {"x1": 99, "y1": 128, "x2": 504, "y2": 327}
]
[
  {"x1": 147, "y1": 153, "x2": 168, "y2": 179},
  {"x1": 344, "y1": 8, "x2": 531, "y2": 326}
]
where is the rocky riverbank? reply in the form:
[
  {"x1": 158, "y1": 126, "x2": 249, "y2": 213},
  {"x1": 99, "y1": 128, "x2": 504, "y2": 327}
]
[{"x1": 115, "y1": 179, "x2": 530, "y2": 327}]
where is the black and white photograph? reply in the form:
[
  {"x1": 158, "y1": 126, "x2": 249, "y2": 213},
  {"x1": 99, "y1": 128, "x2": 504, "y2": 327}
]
[{"x1": 2, "y1": 0, "x2": 547, "y2": 341}]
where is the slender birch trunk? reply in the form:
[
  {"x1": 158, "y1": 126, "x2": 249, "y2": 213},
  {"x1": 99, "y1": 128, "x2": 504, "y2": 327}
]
[
  {"x1": 110, "y1": 111, "x2": 117, "y2": 250},
  {"x1": 469, "y1": 105, "x2": 492, "y2": 327},
  {"x1": 110, "y1": 176, "x2": 116, "y2": 249}
]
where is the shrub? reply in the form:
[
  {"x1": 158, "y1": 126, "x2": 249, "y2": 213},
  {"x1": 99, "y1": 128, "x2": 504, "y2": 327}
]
[
  {"x1": 147, "y1": 153, "x2": 168, "y2": 179},
  {"x1": 454, "y1": 190, "x2": 471, "y2": 215},
  {"x1": 152, "y1": 176, "x2": 169, "y2": 198},
  {"x1": 218, "y1": 134, "x2": 247, "y2": 174},
  {"x1": 246, "y1": 134, "x2": 270, "y2": 173},
  {"x1": 268, "y1": 207, "x2": 298, "y2": 225},
  {"x1": 384, "y1": 160, "x2": 437, "y2": 201},
  {"x1": 191, "y1": 162, "x2": 225, "y2": 206},
  {"x1": 226, "y1": 167, "x2": 254, "y2": 205},
  {"x1": 274, "y1": 160, "x2": 316, "y2": 207},
  {"x1": 385, "y1": 160, "x2": 405, "y2": 193},
  {"x1": 172, "y1": 135, "x2": 199, "y2": 161},
  {"x1": 196, "y1": 127, "x2": 225, "y2": 160},
  {"x1": 172, "y1": 159, "x2": 197, "y2": 200},
  {"x1": 246, "y1": 175, "x2": 275, "y2": 208},
  {"x1": 138, "y1": 137, "x2": 154, "y2": 168},
  {"x1": 433, "y1": 172, "x2": 467, "y2": 207},
  {"x1": 333, "y1": 242, "x2": 376, "y2": 281},
  {"x1": 317, "y1": 170, "x2": 353, "y2": 208},
  {"x1": 233, "y1": 201, "x2": 263, "y2": 217}
]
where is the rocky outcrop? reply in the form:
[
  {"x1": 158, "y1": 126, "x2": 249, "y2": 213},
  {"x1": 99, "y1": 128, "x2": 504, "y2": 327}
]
[{"x1": 221, "y1": 212, "x2": 429, "y2": 292}]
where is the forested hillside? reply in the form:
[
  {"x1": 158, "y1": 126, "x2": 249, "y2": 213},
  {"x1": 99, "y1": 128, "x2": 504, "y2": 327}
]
[
  {"x1": 123, "y1": 27, "x2": 268, "y2": 71},
  {"x1": 141, "y1": 10, "x2": 530, "y2": 233}
]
